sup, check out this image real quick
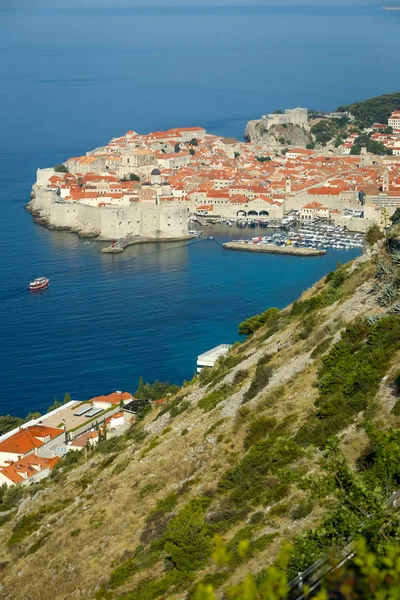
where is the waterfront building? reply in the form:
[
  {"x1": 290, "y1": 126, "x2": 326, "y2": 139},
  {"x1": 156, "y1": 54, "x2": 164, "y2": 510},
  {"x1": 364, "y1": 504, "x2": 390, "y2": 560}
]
[{"x1": 197, "y1": 344, "x2": 232, "y2": 373}]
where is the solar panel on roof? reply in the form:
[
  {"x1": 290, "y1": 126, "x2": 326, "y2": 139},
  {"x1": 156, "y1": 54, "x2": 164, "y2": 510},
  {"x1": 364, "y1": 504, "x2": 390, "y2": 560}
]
[
  {"x1": 85, "y1": 407, "x2": 103, "y2": 418},
  {"x1": 73, "y1": 405, "x2": 91, "y2": 417}
]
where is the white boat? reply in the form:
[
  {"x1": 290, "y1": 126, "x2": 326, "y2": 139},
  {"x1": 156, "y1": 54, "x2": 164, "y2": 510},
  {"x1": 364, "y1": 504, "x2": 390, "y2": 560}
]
[{"x1": 30, "y1": 277, "x2": 49, "y2": 291}]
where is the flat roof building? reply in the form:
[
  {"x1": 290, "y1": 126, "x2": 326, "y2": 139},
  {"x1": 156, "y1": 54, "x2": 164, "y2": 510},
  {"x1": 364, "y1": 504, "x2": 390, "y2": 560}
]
[{"x1": 197, "y1": 344, "x2": 232, "y2": 373}]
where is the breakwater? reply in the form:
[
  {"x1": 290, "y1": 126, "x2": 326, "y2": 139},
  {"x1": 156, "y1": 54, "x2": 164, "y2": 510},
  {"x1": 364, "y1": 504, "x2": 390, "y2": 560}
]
[
  {"x1": 101, "y1": 234, "x2": 195, "y2": 253},
  {"x1": 223, "y1": 242, "x2": 326, "y2": 257}
]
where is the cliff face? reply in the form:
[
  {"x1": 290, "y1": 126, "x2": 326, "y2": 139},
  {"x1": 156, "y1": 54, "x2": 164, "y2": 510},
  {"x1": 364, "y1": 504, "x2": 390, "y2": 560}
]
[
  {"x1": 245, "y1": 120, "x2": 312, "y2": 149},
  {"x1": 1, "y1": 244, "x2": 400, "y2": 600},
  {"x1": 27, "y1": 187, "x2": 190, "y2": 241}
]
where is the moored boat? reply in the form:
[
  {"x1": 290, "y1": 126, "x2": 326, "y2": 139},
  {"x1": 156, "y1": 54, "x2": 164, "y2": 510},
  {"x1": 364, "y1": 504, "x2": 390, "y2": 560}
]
[{"x1": 30, "y1": 277, "x2": 49, "y2": 291}]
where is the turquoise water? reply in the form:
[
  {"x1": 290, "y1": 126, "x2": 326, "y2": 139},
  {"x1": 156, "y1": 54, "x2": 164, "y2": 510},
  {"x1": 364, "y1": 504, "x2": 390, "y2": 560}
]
[{"x1": 0, "y1": 1, "x2": 398, "y2": 416}]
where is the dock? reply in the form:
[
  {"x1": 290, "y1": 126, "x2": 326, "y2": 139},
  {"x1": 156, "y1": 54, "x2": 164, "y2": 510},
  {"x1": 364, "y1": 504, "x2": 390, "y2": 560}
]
[{"x1": 223, "y1": 242, "x2": 326, "y2": 257}]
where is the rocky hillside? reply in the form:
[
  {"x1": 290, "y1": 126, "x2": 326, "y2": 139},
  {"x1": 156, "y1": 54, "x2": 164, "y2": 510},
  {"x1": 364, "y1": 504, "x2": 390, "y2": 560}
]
[
  {"x1": 244, "y1": 121, "x2": 312, "y2": 149},
  {"x1": 1, "y1": 237, "x2": 400, "y2": 600}
]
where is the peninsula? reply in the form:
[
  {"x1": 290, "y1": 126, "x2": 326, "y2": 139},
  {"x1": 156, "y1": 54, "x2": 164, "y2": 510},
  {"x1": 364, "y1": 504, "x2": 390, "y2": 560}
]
[{"x1": 27, "y1": 100, "x2": 400, "y2": 242}]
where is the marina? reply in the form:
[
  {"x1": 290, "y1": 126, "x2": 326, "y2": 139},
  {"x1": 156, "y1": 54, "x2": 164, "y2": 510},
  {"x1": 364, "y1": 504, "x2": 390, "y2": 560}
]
[{"x1": 220, "y1": 222, "x2": 365, "y2": 252}]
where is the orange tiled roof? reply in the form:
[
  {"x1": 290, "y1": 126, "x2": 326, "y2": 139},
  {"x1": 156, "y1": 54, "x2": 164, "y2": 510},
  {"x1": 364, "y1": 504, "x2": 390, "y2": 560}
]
[
  {"x1": 0, "y1": 455, "x2": 59, "y2": 485},
  {"x1": 0, "y1": 425, "x2": 63, "y2": 456},
  {"x1": 90, "y1": 391, "x2": 132, "y2": 405}
]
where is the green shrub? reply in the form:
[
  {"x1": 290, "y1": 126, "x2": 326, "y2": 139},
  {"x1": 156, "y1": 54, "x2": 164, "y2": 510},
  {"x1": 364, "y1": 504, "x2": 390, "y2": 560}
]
[
  {"x1": 249, "y1": 511, "x2": 265, "y2": 525},
  {"x1": 181, "y1": 428, "x2": 189, "y2": 436},
  {"x1": 268, "y1": 502, "x2": 290, "y2": 517},
  {"x1": 257, "y1": 353, "x2": 273, "y2": 367},
  {"x1": 147, "y1": 493, "x2": 178, "y2": 520},
  {"x1": 256, "y1": 385, "x2": 285, "y2": 411},
  {"x1": 109, "y1": 545, "x2": 158, "y2": 589},
  {"x1": 395, "y1": 370, "x2": 400, "y2": 396},
  {"x1": 311, "y1": 336, "x2": 333, "y2": 358},
  {"x1": 198, "y1": 384, "x2": 235, "y2": 412},
  {"x1": 97, "y1": 436, "x2": 126, "y2": 454},
  {"x1": 205, "y1": 497, "x2": 250, "y2": 534},
  {"x1": 219, "y1": 438, "x2": 303, "y2": 507},
  {"x1": 164, "y1": 498, "x2": 213, "y2": 571},
  {"x1": 297, "y1": 314, "x2": 318, "y2": 340},
  {"x1": 139, "y1": 482, "x2": 161, "y2": 498},
  {"x1": 252, "y1": 532, "x2": 278, "y2": 553},
  {"x1": 120, "y1": 570, "x2": 191, "y2": 600},
  {"x1": 7, "y1": 513, "x2": 41, "y2": 547},
  {"x1": 291, "y1": 500, "x2": 313, "y2": 520},
  {"x1": 243, "y1": 365, "x2": 273, "y2": 403},
  {"x1": 392, "y1": 400, "x2": 400, "y2": 416},
  {"x1": 70, "y1": 528, "x2": 81, "y2": 537},
  {"x1": 233, "y1": 369, "x2": 248, "y2": 385},
  {"x1": 291, "y1": 268, "x2": 348, "y2": 317},
  {"x1": 239, "y1": 307, "x2": 280, "y2": 336},
  {"x1": 244, "y1": 417, "x2": 277, "y2": 449},
  {"x1": 170, "y1": 400, "x2": 190, "y2": 418},
  {"x1": 296, "y1": 317, "x2": 400, "y2": 447}
]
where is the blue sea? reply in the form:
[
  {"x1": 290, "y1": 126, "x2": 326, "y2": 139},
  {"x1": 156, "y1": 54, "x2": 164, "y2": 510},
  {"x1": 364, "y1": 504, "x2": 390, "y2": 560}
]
[{"x1": 0, "y1": 0, "x2": 399, "y2": 417}]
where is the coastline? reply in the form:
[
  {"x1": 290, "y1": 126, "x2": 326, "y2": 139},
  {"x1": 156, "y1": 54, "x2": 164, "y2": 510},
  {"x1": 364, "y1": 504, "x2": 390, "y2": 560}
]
[
  {"x1": 223, "y1": 241, "x2": 326, "y2": 257},
  {"x1": 26, "y1": 201, "x2": 195, "y2": 249}
]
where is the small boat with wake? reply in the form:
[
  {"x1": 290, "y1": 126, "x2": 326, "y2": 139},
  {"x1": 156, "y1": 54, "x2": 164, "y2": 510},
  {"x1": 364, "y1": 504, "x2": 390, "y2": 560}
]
[{"x1": 30, "y1": 277, "x2": 49, "y2": 291}]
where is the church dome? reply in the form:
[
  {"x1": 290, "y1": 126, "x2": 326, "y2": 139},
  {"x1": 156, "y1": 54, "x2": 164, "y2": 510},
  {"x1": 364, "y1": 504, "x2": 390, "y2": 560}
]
[{"x1": 151, "y1": 168, "x2": 161, "y2": 176}]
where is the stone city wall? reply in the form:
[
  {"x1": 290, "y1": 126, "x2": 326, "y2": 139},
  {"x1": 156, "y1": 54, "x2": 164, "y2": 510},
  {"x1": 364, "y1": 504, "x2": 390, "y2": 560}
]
[{"x1": 29, "y1": 187, "x2": 190, "y2": 240}]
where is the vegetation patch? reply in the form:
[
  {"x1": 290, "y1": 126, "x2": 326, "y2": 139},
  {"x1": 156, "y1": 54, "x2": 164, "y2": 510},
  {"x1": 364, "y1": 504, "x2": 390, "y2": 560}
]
[
  {"x1": 291, "y1": 268, "x2": 348, "y2": 317},
  {"x1": 239, "y1": 307, "x2": 280, "y2": 336},
  {"x1": 198, "y1": 384, "x2": 235, "y2": 412},
  {"x1": 139, "y1": 482, "x2": 162, "y2": 498},
  {"x1": 219, "y1": 436, "x2": 303, "y2": 507},
  {"x1": 310, "y1": 336, "x2": 333, "y2": 358},
  {"x1": 164, "y1": 497, "x2": 213, "y2": 571},
  {"x1": 242, "y1": 365, "x2": 273, "y2": 403},
  {"x1": 296, "y1": 316, "x2": 400, "y2": 447}
]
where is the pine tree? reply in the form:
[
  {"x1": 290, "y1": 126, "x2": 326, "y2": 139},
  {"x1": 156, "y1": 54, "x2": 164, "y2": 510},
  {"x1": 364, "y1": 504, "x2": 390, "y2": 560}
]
[{"x1": 136, "y1": 376, "x2": 146, "y2": 400}]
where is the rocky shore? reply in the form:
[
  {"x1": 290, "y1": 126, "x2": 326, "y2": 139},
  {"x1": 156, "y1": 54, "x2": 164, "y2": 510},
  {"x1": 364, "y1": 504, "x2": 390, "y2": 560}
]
[{"x1": 223, "y1": 241, "x2": 326, "y2": 256}]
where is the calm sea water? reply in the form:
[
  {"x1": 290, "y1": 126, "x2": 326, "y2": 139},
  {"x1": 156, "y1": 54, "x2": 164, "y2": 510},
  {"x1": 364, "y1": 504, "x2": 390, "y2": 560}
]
[{"x1": 0, "y1": 1, "x2": 398, "y2": 416}]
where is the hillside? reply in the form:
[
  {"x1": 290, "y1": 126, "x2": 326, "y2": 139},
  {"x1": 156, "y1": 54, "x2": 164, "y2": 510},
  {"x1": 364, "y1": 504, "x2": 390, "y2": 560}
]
[
  {"x1": 1, "y1": 236, "x2": 400, "y2": 600},
  {"x1": 337, "y1": 91, "x2": 400, "y2": 128}
]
